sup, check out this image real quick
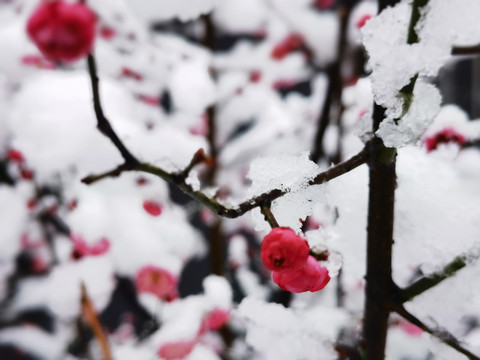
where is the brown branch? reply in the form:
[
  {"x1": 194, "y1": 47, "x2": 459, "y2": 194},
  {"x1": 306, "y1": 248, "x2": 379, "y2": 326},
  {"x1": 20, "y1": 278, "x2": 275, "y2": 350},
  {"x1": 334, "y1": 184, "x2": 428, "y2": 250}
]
[
  {"x1": 393, "y1": 304, "x2": 480, "y2": 360},
  {"x1": 81, "y1": 283, "x2": 114, "y2": 360},
  {"x1": 82, "y1": 147, "x2": 367, "y2": 218},
  {"x1": 260, "y1": 204, "x2": 279, "y2": 228},
  {"x1": 452, "y1": 44, "x2": 480, "y2": 56},
  {"x1": 311, "y1": 1, "x2": 356, "y2": 163},
  {"x1": 87, "y1": 54, "x2": 139, "y2": 167},
  {"x1": 401, "y1": 253, "x2": 480, "y2": 302}
]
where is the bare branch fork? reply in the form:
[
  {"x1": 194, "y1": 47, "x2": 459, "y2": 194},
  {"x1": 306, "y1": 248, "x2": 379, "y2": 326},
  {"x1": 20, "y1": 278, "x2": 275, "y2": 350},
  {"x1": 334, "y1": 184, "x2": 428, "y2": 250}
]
[
  {"x1": 392, "y1": 304, "x2": 480, "y2": 360},
  {"x1": 82, "y1": 52, "x2": 368, "y2": 218}
]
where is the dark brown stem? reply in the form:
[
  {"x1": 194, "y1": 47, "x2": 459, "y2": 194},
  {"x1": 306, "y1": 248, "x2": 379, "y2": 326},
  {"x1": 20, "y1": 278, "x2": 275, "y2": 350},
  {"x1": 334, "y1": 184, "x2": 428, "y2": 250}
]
[
  {"x1": 311, "y1": 1, "x2": 356, "y2": 163},
  {"x1": 82, "y1": 148, "x2": 367, "y2": 218},
  {"x1": 393, "y1": 304, "x2": 480, "y2": 360},
  {"x1": 86, "y1": 54, "x2": 139, "y2": 167},
  {"x1": 361, "y1": 105, "x2": 397, "y2": 360},
  {"x1": 260, "y1": 204, "x2": 280, "y2": 228},
  {"x1": 452, "y1": 44, "x2": 480, "y2": 55},
  {"x1": 401, "y1": 254, "x2": 477, "y2": 302}
]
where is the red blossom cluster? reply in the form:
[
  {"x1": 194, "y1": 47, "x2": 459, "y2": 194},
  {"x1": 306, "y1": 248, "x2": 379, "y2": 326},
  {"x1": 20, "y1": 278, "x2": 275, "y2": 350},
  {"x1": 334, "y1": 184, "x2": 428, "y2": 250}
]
[
  {"x1": 26, "y1": 0, "x2": 96, "y2": 62},
  {"x1": 261, "y1": 227, "x2": 330, "y2": 293},
  {"x1": 424, "y1": 127, "x2": 466, "y2": 152}
]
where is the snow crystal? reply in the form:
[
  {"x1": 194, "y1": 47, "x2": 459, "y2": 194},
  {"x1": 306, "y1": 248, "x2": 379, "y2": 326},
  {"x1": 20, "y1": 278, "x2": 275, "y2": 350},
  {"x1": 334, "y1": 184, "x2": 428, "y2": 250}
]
[
  {"x1": 376, "y1": 80, "x2": 441, "y2": 148},
  {"x1": 362, "y1": 0, "x2": 480, "y2": 146},
  {"x1": 168, "y1": 60, "x2": 216, "y2": 116},
  {"x1": 247, "y1": 151, "x2": 320, "y2": 197},
  {"x1": 213, "y1": 0, "x2": 267, "y2": 33},
  {"x1": 203, "y1": 275, "x2": 232, "y2": 309},
  {"x1": 237, "y1": 297, "x2": 337, "y2": 360}
]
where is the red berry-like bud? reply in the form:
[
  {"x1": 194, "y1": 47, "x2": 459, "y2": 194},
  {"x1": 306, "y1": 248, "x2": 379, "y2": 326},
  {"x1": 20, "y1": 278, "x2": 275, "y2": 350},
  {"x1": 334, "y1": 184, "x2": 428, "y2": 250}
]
[
  {"x1": 26, "y1": 1, "x2": 97, "y2": 62},
  {"x1": 424, "y1": 127, "x2": 466, "y2": 152},
  {"x1": 261, "y1": 227, "x2": 310, "y2": 272},
  {"x1": 143, "y1": 200, "x2": 163, "y2": 216},
  {"x1": 272, "y1": 255, "x2": 330, "y2": 293}
]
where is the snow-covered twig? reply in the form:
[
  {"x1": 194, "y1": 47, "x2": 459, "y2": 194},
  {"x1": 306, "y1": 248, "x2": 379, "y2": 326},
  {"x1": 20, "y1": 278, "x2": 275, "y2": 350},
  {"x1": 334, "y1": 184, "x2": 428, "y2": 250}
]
[
  {"x1": 82, "y1": 51, "x2": 368, "y2": 217},
  {"x1": 393, "y1": 304, "x2": 480, "y2": 360},
  {"x1": 401, "y1": 253, "x2": 480, "y2": 302}
]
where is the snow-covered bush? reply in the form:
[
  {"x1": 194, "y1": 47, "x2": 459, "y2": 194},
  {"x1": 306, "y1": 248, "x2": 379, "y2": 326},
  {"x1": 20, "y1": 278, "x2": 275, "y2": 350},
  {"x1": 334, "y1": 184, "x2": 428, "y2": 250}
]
[{"x1": 0, "y1": 0, "x2": 480, "y2": 359}]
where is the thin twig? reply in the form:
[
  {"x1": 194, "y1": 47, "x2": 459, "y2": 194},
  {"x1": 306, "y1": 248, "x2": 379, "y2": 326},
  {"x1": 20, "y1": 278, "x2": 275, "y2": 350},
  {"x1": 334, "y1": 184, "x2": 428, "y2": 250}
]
[
  {"x1": 452, "y1": 44, "x2": 480, "y2": 56},
  {"x1": 393, "y1": 304, "x2": 480, "y2": 360},
  {"x1": 401, "y1": 253, "x2": 479, "y2": 302},
  {"x1": 80, "y1": 283, "x2": 114, "y2": 360},
  {"x1": 260, "y1": 204, "x2": 279, "y2": 228},
  {"x1": 82, "y1": 147, "x2": 367, "y2": 218},
  {"x1": 86, "y1": 54, "x2": 139, "y2": 166}
]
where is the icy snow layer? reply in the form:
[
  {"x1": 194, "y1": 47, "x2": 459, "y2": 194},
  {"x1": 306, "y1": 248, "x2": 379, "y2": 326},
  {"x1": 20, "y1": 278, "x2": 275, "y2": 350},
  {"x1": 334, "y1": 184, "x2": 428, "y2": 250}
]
[
  {"x1": 247, "y1": 152, "x2": 320, "y2": 197},
  {"x1": 237, "y1": 297, "x2": 348, "y2": 360},
  {"x1": 376, "y1": 80, "x2": 441, "y2": 148},
  {"x1": 362, "y1": 0, "x2": 480, "y2": 147}
]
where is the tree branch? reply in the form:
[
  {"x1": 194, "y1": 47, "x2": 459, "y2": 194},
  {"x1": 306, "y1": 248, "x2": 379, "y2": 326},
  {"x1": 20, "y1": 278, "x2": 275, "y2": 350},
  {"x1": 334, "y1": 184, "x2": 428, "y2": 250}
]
[
  {"x1": 393, "y1": 304, "x2": 480, "y2": 360},
  {"x1": 401, "y1": 253, "x2": 480, "y2": 302},
  {"x1": 260, "y1": 204, "x2": 279, "y2": 228},
  {"x1": 452, "y1": 44, "x2": 480, "y2": 56},
  {"x1": 86, "y1": 54, "x2": 139, "y2": 166},
  {"x1": 81, "y1": 283, "x2": 114, "y2": 360},
  {"x1": 82, "y1": 147, "x2": 367, "y2": 218}
]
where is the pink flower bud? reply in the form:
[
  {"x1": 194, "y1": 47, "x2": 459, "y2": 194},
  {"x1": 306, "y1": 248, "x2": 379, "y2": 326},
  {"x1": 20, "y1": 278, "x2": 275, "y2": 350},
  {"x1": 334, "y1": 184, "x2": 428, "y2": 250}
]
[
  {"x1": 135, "y1": 265, "x2": 178, "y2": 300},
  {"x1": 26, "y1": 1, "x2": 97, "y2": 62},
  {"x1": 272, "y1": 255, "x2": 330, "y2": 293},
  {"x1": 143, "y1": 200, "x2": 163, "y2": 216},
  {"x1": 157, "y1": 340, "x2": 196, "y2": 360},
  {"x1": 261, "y1": 227, "x2": 310, "y2": 272}
]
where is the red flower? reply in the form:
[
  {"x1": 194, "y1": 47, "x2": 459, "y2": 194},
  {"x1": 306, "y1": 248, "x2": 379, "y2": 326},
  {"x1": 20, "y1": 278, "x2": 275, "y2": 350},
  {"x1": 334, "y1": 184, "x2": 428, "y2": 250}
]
[
  {"x1": 7, "y1": 149, "x2": 24, "y2": 163},
  {"x1": 271, "y1": 33, "x2": 304, "y2": 61},
  {"x1": 272, "y1": 255, "x2": 330, "y2": 293},
  {"x1": 356, "y1": 14, "x2": 372, "y2": 29},
  {"x1": 143, "y1": 200, "x2": 163, "y2": 216},
  {"x1": 26, "y1": 0, "x2": 97, "y2": 62},
  {"x1": 157, "y1": 340, "x2": 196, "y2": 360},
  {"x1": 135, "y1": 265, "x2": 178, "y2": 300},
  {"x1": 261, "y1": 227, "x2": 310, "y2": 272},
  {"x1": 424, "y1": 127, "x2": 466, "y2": 152}
]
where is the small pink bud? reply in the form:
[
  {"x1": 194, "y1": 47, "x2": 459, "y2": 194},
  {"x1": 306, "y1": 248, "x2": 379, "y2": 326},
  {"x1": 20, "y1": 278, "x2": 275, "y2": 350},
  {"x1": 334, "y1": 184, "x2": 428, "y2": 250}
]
[
  {"x1": 157, "y1": 340, "x2": 196, "y2": 360},
  {"x1": 143, "y1": 200, "x2": 163, "y2": 216}
]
